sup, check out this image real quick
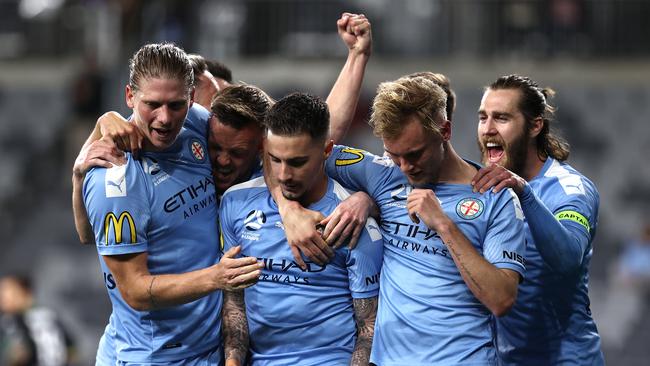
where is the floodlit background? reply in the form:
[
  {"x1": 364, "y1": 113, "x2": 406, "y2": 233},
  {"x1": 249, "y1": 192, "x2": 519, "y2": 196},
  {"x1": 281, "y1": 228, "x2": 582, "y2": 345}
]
[{"x1": 1, "y1": 0, "x2": 650, "y2": 364}]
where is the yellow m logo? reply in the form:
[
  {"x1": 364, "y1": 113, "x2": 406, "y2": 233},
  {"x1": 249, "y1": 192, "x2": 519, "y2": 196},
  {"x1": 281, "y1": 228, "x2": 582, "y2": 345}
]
[
  {"x1": 335, "y1": 147, "x2": 366, "y2": 166},
  {"x1": 104, "y1": 211, "x2": 136, "y2": 245}
]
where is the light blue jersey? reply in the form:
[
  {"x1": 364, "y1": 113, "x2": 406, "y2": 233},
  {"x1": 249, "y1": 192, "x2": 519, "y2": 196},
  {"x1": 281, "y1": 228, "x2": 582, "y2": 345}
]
[
  {"x1": 84, "y1": 105, "x2": 223, "y2": 364},
  {"x1": 326, "y1": 145, "x2": 526, "y2": 366},
  {"x1": 496, "y1": 158, "x2": 604, "y2": 365},
  {"x1": 220, "y1": 176, "x2": 383, "y2": 365}
]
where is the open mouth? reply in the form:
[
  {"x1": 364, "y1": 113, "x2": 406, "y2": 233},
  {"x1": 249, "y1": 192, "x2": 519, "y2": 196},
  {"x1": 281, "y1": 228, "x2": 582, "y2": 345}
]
[
  {"x1": 485, "y1": 142, "x2": 505, "y2": 164},
  {"x1": 214, "y1": 168, "x2": 234, "y2": 180},
  {"x1": 152, "y1": 127, "x2": 173, "y2": 141}
]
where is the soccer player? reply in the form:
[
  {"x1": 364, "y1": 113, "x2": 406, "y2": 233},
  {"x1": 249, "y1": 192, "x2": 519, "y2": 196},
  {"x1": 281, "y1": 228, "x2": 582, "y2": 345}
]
[
  {"x1": 82, "y1": 43, "x2": 263, "y2": 365},
  {"x1": 74, "y1": 12, "x2": 374, "y2": 249},
  {"x1": 220, "y1": 93, "x2": 383, "y2": 366},
  {"x1": 208, "y1": 84, "x2": 272, "y2": 197},
  {"x1": 0, "y1": 274, "x2": 76, "y2": 366},
  {"x1": 275, "y1": 75, "x2": 527, "y2": 365},
  {"x1": 473, "y1": 74, "x2": 604, "y2": 365}
]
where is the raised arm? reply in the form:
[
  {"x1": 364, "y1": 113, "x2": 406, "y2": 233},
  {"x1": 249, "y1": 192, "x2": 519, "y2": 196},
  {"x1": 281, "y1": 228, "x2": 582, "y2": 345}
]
[
  {"x1": 222, "y1": 289, "x2": 249, "y2": 366},
  {"x1": 407, "y1": 189, "x2": 520, "y2": 316},
  {"x1": 350, "y1": 296, "x2": 378, "y2": 366},
  {"x1": 103, "y1": 246, "x2": 262, "y2": 311},
  {"x1": 327, "y1": 13, "x2": 372, "y2": 143}
]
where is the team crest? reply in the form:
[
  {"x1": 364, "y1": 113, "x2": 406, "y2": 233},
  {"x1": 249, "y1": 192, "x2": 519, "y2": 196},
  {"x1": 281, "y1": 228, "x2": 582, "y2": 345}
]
[
  {"x1": 456, "y1": 198, "x2": 484, "y2": 220},
  {"x1": 189, "y1": 139, "x2": 206, "y2": 162},
  {"x1": 244, "y1": 210, "x2": 266, "y2": 231}
]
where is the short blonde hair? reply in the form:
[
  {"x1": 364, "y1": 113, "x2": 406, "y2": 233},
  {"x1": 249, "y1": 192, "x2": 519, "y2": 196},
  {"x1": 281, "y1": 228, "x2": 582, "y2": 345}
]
[{"x1": 370, "y1": 76, "x2": 447, "y2": 139}]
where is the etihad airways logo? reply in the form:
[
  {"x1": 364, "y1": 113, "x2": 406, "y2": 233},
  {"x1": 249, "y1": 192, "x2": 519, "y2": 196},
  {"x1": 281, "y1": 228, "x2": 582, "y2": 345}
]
[{"x1": 103, "y1": 211, "x2": 136, "y2": 245}]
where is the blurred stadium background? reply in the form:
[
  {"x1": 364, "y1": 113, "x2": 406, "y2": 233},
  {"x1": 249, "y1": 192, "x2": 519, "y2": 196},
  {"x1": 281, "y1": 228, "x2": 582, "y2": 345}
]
[{"x1": 1, "y1": 0, "x2": 649, "y2": 364}]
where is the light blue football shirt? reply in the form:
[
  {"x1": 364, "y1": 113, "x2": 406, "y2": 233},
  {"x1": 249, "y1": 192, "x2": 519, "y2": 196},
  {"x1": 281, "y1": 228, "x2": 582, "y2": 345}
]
[
  {"x1": 84, "y1": 105, "x2": 222, "y2": 364},
  {"x1": 325, "y1": 145, "x2": 526, "y2": 366},
  {"x1": 220, "y1": 176, "x2": 383, "y2": 365},
  {"x1": 496, "y1": 158, "x2": 604, "y2": 365}
]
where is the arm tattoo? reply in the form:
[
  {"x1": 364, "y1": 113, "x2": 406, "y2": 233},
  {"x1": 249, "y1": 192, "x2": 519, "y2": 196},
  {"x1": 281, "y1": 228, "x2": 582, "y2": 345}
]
[
  {"x1": 351, "y1": 296, "x2": 378, "y2": 366},
  {"x1": 222, "y1": 290, "x2": 249, "y2": 364},
  {"x1": 148, "y1": 276, "x2": 159, "y2": 308},
  {"x1": 447, "y1": 241, "x2": 484, "y2": 293}
]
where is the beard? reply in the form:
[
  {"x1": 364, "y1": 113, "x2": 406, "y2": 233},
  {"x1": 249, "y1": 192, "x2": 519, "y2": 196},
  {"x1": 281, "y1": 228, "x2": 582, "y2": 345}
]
[{"x1": 478, "y1": 130, "x2": 529, "y2": 176}]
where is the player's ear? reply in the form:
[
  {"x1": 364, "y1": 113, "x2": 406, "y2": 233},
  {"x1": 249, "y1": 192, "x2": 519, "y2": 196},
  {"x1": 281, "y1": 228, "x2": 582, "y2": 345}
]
[
  {"x1": 440, "y1": 120, "x2": 452, "y2": 141},
  {"x1": 324, "y1": 139, "x2": 334, "y2": 159},
  {"x1": 126, "y1": 85, "x2": 135, "y2": 108},
  {"x1": 188, "y1": 87, "x2": 195, "y2": 108},
  {"x1": 529, "y1": 117, "x2": 544, "y2": 138}
]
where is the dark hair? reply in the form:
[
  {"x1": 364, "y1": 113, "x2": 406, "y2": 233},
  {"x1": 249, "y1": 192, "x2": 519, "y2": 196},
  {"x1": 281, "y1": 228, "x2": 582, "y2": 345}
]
[
  {"x1": 264, "y1": 93, "x2": 329, "y2": 141},
  {"x1": 188, "y1": 54, "x2": 209, "y2": 86},
  {"x1": 405, "y1": 71, "x2": 456, "y2": 122},
  {"x1": 3, "y1": 274, "x2": 32, "y2": 293},
  {"x1": 489, "y1": 74, "x2": 570, "y2": 161},
  {"x1": 206, "y1": 60, "x2": 233, "y2": 83},
  {"x1": 211, "y1": 84, "x2": 274, "y2": 129},
  {"x1": 128, "y1": 43, "x2": 193, "y2": 94}
]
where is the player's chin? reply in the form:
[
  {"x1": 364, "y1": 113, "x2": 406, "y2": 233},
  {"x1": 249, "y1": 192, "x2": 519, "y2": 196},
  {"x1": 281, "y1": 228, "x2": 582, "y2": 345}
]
[{"x1": 281, "y1": 188, "x2": 302, "y2": 201}]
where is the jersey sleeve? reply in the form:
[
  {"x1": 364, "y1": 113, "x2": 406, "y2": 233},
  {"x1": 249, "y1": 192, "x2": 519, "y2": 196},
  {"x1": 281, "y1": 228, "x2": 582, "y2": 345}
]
[
  {"x1": 548, "y1": 177, "x2": 599, "y2": 243},
  {"x1": 325, "y1": 145, "x2": 394, "y2": 199},
  {"x1": 345, "y1": 217, "x2": 384, "y2": 299},
  {"x1": 520, "y1": 177, "x2": 598, "y2": 274},
  {"x1": 83, "y1": 155, "x2": 150, "y2": 256},
  {"x1": 482, "y1": 188, "x2": 527, "y2": 278}
]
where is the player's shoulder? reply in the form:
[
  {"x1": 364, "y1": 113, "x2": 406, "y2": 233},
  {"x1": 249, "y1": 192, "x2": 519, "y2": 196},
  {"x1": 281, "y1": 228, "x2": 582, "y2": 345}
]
[
  {"x1": 221, "y1": 176, "x2": 268, "y2": 203},
  {"x1": 84, "y1": 154, "x2": 145, "y2": 195},
  {"x1": 541, "y1": 158, "x2": 598, "y2": 199},
  {"x1": 331, "y1": 144, "x2": 395, "y2": 169},
  {"x1": 186, "y1": 103, "x2": 211, "y2": 122},
  {"x1": 182, "y1": 103, "x2": 211, "y2": 134}
]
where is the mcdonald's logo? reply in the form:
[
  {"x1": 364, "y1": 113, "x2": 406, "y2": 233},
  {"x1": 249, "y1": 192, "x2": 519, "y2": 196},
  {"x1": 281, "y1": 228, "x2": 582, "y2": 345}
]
[
  {"x1": 335, "y1": 147, "x2": 366, "y2": 166},
  {"x1": 103, "y1": 211, "x2": 137, "y2": 245}
]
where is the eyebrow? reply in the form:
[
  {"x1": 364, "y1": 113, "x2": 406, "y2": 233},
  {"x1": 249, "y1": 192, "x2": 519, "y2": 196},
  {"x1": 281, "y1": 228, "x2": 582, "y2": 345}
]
[
  {"x1": 383, "y1": 145, "x2": 424, "y2": 157},
  {"x1": 267, "y1": 152, "x2": 309, "y2": 161}
]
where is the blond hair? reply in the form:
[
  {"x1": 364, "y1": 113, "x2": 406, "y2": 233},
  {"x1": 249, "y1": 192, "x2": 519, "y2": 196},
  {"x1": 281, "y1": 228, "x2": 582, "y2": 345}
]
[{"x1": 370, "y1": 76, "x2": 448, "y2": 139}]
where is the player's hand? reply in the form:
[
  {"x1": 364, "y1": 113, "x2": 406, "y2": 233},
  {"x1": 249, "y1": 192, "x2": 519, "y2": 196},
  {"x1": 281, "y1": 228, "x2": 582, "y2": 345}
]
[
  {"x1": 471, "y1": 164, "x2": 526, "y2": 196},
  {"x1": 337, "y1": 12, "x2": 372, "y2": 57},
  {"x1": 406, "y1": 188, "x2": 450, "y2": 231},
  {"x1": 281, "y1": 203, "x2": 334, "y2": 269},
  {"x1": 320, "y1": 191, "x2": 373, "y2": 249},
  {"x1": 213, "y1": 246, "x2": 263, "y2": 291},
  {"x1": 97, "y1": 111, "x2": 143, "y2": 157},
  {"x1": 225, "y1": 359, "x2": 241, "y2": 366},
  {"x1": 72, "y1": 138, "x2": 126, "y2": 179}
]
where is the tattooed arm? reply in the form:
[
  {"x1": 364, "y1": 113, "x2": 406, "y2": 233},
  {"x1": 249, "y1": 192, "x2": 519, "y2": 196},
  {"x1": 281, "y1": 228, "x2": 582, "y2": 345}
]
[
  {"x1": 351, "y1": 296, "x2": 378, "y2": 366},
  {"x1": 223, "y1": 289, "x2": 249, "y2": 366}
]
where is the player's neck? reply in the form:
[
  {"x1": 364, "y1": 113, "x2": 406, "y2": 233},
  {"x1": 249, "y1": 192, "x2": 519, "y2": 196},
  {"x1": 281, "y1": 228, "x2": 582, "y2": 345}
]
[
  {"x1": 438, "y1": 144, "x2": 476, "y2": 184},
  {"x1": 298, "y1": 172, "x2": 328, "y2": 207},
  {"x1": 522, "y1": 146, "x2": 547, "y2": 181}
]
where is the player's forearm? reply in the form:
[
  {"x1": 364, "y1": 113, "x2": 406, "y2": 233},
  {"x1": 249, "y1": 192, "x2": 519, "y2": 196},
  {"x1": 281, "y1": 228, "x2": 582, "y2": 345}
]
[
  {"x1": 119, "y1": 267, "x2": 219, "y2": 311},
  {"x1": 351, "y1": 296, "x2": 377, "y2": 366},
  {"x1": 326, "y1": 51, "x2": 369, "y2": 144},
  {"x1": 222, "y1": 290, "x2": 249, "y2": 365},
  {"x1": 438, "y1": 222, "x2": 518, "y2": 316},
  {"x1": 519, "y1": 184, "x2": 587, "y2": 274},
  {"x1": 72, "y1": 174, "x2": 95, "y2": 244}
]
